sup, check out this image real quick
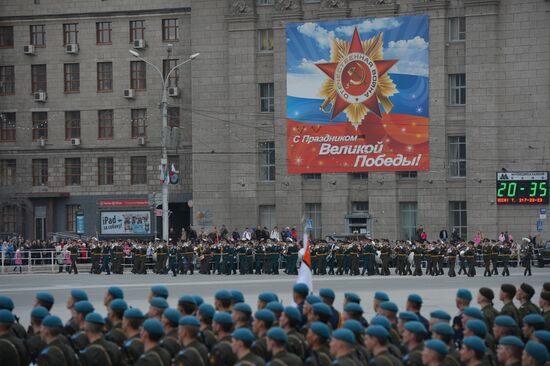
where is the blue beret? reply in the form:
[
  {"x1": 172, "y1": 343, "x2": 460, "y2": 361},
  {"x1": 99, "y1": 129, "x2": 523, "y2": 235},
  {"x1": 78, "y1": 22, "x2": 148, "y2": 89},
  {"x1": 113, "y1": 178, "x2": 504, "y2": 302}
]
[
  {"x1": 404, "y1": 321, "x2": 428, "y2": 335},
  {"x1": 213, "y1": 312, "x2": 233, "y2": 325},
  {"x1": 366, "y1": 325, "x2": 389, "y2": 339},
  {"x1": 198, "y1": 304, "x2": 215, "y2": 319},
  {"x1": 495, "y1": 315, "x2": 517, "y2": 328},
  {"x1": 267, "y1": 326, "x2": 288, "y2": 342},
  {"x1": 319, "y1": 288, "x2": 335, "y2": 299},
  {"x1": 306, "y1": 295, "x2": 321, "y2": 305},
  {"x1": 266, "y1": 301, "x2": 284, "y2": 314},
  {"x1": 151, "y1": 285, "x2": 169, "y2": 299},
  {"x1": 74, "y1": 301, "x2": 94, "y2": 314},
  {"x1": 233, "y1": 303, "x2": 252, "y2": 314},
  {"x1": 215, "y1": 290, "x2": 232, "y2": 301},
  {"x1": 150, "y1": 297, "x2": 169, "y2": 309},
  {"x1": 178, "y1": 295, "x2": 197, "y2": 305},
  {"x1": 163, "y1": 308, "x2": 181, "y2": 326},
  {"x1": 344, "y1": 303, "x2": 364, "y2": 315},
  {"x1": 408, "y1": 294, "x2": 423, "y2": 304},
  {"x1": 344, "y1": 319, "x2": 364, "y2": 337},
  {"x1": 0, "y1": 309, "x2": 14, "y2": 324},
  {"x1": 70, "y1": 289, "x2": 88, "y2": 301},
  {"x1": 457, "y1": 288, "x2": 472, "y2": 301},
  {"x1": 525, "y1": 341, "x2": 549, "y2": 364},
  {"x1": 107, "y1": 287, "x2": 124, "y2": 299},
  {"x1": 333, "y1": 328, "x2": 356, "y2": 344},
  {"x1": 371, "y1": 315, "x2": 391, "y2": 330},
  {"x1": 430, "y1": 310, "x2": 451, "y2": 321},
  {"x1": 534, "y1": 330, "x2": 550, "y2": 344},
  {"x1": 31, "y1": 306, "x2": 50, "y2": 319},
  {"x1": 42, "y1": 315, "x2": 63, "y2": 328},
  {"x1": 193, "y1": 295, "x2": 204, "y2": 306},
  {"x1": 283, "y1": 306, "x2": 301, "y2": 322},
  {"x1": 259, "y1": 292, "x2": 277, "y2": 303},
  {"x1": 232, "y1": 328, "x2": 256, "y2": 344},
  {"x1": 143, "y1": 318, "x2": 164, "y2": 336},
  {"x1": 425, "y1": 339, "x2": 448, "y2": 355},
  {"x1": 499, "y1": 336, "x2": 525, "y2": 349},
  {"x1": 432, "y1": 323, "x2": 454, "y2": 336},
  {"x1": 466, "y1": 319, "x2": 487, "y2": 338},
  {"x1": 255, "y1": 309, "x2": 275, "y2": 323},
  {"x1": 124, "y1": 308, "x2": 144, "y2": 319},
  {"x1": 379, "y1": 301, "x2": 398, "y2": 314},
  {"x1": 36, "y1": 292, "x2": 55, "y2": 304},
  {"x1": 293, "y1": 283, "x2": 309, "y2": 295},
  {"x1": 345, "y1": 292, "x2": 361, "y2": 304},
  {"x1": 0, "y1": 296, "x2": 14, "y2": 311},
  {"x1": 374, "y1": 292, "x2": 389, "y2": 302},
  {"x1": 523, "y1": 314, "x2": 545, "y2": 326},
  {"x1": 178, "y1": 315, "x2": 200, "y2": 327},
  {"x1": 399, "y1": 311, "x2": 419, "y2": 322},
  {"x1": 463, "y1": 336, "x2": 486, "y2": 353},
  {"x1": 310, "y1": 321, "x2": 330, "y2": 339},
  {"x1": 110, "y1": 299, "x2": 128, "y2": 312},
  {"x1": 464, "y1": 307, "x2": 484, "y2": 320},
  {"x1": 230, "y1": 290, "x2": 245, "y2": 304},
  {"x1": 85, "y1": 312, "x2": 105, "y2": 325},
  {"x1": 312, "y1": 303, "x2": 332, "y2": 317}
]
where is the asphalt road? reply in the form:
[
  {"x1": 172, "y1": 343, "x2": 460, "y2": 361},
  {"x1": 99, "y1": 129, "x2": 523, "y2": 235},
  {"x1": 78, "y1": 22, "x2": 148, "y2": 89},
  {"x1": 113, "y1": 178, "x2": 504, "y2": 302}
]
[{"x1": 1, "y1": 267, "x2": 548, "y2": 328}]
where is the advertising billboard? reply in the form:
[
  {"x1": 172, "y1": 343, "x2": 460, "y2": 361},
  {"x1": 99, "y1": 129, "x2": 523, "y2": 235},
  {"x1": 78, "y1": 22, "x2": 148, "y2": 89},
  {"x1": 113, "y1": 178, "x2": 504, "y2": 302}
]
[
  {"x1": 286, "y1": 16, "x2": 429, "y2": 173},
  {"x1": 100, "y1": 211, "x2": 152, "y2": 235}
]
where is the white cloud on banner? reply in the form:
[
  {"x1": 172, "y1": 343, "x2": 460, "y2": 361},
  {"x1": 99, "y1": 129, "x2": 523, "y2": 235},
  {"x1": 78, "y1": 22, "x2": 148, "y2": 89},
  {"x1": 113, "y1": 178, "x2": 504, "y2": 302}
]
[
  {"x1": 296, "y1": 58, "x2": 329, "y2": 74},
  {"x1": 287, "y1": 73, "x2": 325, "y2": 99},
  {"x1": 297, "y1": 23, "x2": 335, "y2": 49},
  {"x1": 384, "y1": 36, "x2": 429, "y2": 77},
  {"x1": 335, "y1": 18, "x2": 402, "y2": 36}
]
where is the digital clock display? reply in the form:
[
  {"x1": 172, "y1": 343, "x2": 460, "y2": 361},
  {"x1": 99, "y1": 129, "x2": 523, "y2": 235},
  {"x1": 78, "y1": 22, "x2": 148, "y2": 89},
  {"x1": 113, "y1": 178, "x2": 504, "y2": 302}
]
[{"x1": 496, "y1": 171, "x2": 549, "y2": 204}]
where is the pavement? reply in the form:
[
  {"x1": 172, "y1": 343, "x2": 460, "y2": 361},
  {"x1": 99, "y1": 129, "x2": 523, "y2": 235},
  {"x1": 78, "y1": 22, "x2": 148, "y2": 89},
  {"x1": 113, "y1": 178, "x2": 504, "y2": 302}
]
[{"x1": 1, "y1": 267, "x2": 548, "y2": 328}]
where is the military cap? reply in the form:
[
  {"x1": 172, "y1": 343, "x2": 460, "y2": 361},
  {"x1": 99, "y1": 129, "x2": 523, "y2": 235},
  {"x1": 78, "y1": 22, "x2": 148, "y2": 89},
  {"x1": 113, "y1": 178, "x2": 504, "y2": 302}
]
[
  {"x1": 479, "y1": 287, "x2": 494, "y2": 301},
  {"x1": 0, "y1": 296, "x2": 14, "y2": 311},
  {"x1": 407, "y1": 294, "x2": 423, "y2": 304},
  {"x1": 344, "y1": 303, "x2": 364, "y2": 315},
  {"x1": 283, "y1": 306, "x2": 301, "y2": 322},
  {"x1": 143, "y1": 318, "x2": 164, "y2": 336},
  {"x1": 495, "y1": 315, "x2": 517, "y2": 328},
  {"x1": 374, "y1": 292, "x2": 389, "y2": 302},
  {"x1": 198, "y1": 303, "x2": 215, "y2": 319},
  {"x1": 432, "y1": 323, "x2": 454, "y2": 336},
  {"x1": 233, "y1": 302, "x2": 252, "y2": 314},
  {"x1": 332, "y1": 328, "x2": 356, "y2": 345},
  {"x1": 124, "y1": 308, "x2": 145, "y2": 319},
  {"x1": 525, "y1": 341, "x2": 549, "y2": 364},
  {"x1": 466, "y1": 319, "x2": 487, "y2": 338},
  {"x1": 193, "y1": 295, "x2": 204, "y2": 306},
  {"x1": 430, "y1": 310, "x2": 451, "y2": 321},
  {"x1": 42, "y1": 315, "x2": 63, "y2": 329},
  {"x1": 31, "y1": 306, "x2": 49, "y2": 319},
  {"x1": 214, "y1": 290, "x2": 232, "y2": 301},
  {"x1": 107, "y1": 286, "x2": 124, "y2": 299},
  {"x1": 70, "y1": 289, "x2": 88, "y2": 301},
  {"x1": 404, "y1": 321, "x2": 428, "y2": 335},
  {"x1": 310, "y1": 321, "x2": 330, "y2": 339},
  {"x1": 178, "y1": 295, "x2": 196, "y2": 305},
  {"x1": 501, "y1": 284, "x2": 517, "y2": 297},
  {"x1": 523, "y1": 314, "x2": 545, "y2": 326},
  {"x1": 464, "y1": 307, "x2": 484, "y2": 320},
  {"x1": 110, "y1": 299, "x2": 128, "y2": 311},
  {"x1": 312, "y1": 303, "x2": 332, "y2": 317},
  {"x1": 543, "y1": 283, "x2": 550, "y2": 292},
  {"x1": 267, "y1": 326, "x2": 288, "y2": 342},
  {"x1": 499, "y1": 336, "x2": 524, "y2": 349},
  {"x1": 463, "y1": 336, "x2": 486, "y2": 353},
  {"x1": 178, "y1": 315, "x2": 200, "y2": 327},
  {"x1": 366, "y1": 325, "x2": 389, "y2": 339},
  {"x1": 232, "y1": 328, "x2": 256, "y2": 345},
  {"x1": 149, "y1": 297, "x2": 169, "y2": 309},
  {"x1": 344, "y1": 319, "x2": 364, "y2": 337},
  {"x1": 255, "y1": 309, "x2": 275, "y2": 323},
  {"x1": 370, "y1": 315, "x2": 391, "y2": 331},
  {"x1": 85, "y1": 312, "x2": 105, "y2": 325},
  {"x1": 151, "y1": 285, "x2": 169, "y2": 299},
  {"x1": 379, "y1": 301, "x2": 398, "y2": 314},
  {"x1": 520, "y1": 283, "x2": 535, "y2": 298},
  {"x1": 0, "y1": 309, "x2": 14, "y2": 324},
  {"x1": 293, "y1": 283, "x2": 309, "y2": 295},
  {"x1": 36, "y1": 292, "x2": 55, "y2": 305},
  {"x1": 259, "y1": 292, "x2": 277, "y2": 303},
  {"x1": 306, "y1": 295, "x2": 321, "y2": 305},
  {"x1": 319, "y1": 288, "x2": 336, "y2": 299},
  {"x1": 456, "y1": 288, "x2": 473, "y2": 301},
  {"x1": 74, "y1": 301, "x2": 94, "y2": 314},
  {"x1": 213, "y1": 312, "x2": 233, "y2": 325},
  {"x1": 425, "y1": 339, "x2": 448, "y2": 355},
  {"x1": 541, "y1": 291, "x2": 550, "y2": 302},
  {"x1": 163, "y1": 308, "x2": 181, "y2": 326},
  {"x1": 399, "y1": 311, "x2": 419, "y2": 322},
  {"x1": 344, "y1": 292, "x2": 361, "y2": 304},
  {"x1": 266, "y1": 301, "x2": 284, "y2": 314},
  {"x1": 534, "y1": 330, "x2": 550, "y2": 344},
  {"x1": 230, "y1": 290, "x2": 245, "y2": 304}
]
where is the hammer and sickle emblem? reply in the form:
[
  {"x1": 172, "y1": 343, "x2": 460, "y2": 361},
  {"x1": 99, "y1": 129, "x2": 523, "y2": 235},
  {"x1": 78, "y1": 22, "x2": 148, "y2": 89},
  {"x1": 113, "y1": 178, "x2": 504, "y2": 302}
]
[{"x1": 346, "y1": 64, "x2": 366, "y2": 88}]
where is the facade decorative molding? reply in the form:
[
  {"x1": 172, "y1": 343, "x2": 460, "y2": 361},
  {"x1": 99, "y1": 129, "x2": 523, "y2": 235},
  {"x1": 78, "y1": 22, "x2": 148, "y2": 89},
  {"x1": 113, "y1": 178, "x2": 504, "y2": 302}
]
[
  {"x1": 320, "y1": 0, "x2": 347, "y2": 9},
  {"x1": 361, "y1": 1, "x2": 399, "y2": 17},
  {"x1": 463, "y1": 0, "x2": 500, "y2": 16},
  {"x1": 412, "y1": 0, "x2": 449, "y2": 13},
  {"x1": 228, "y1": 0, "x2": 255, "y2": 16},
  {"x1": 274, "y1": 0, "x2": 300, "y2": 11}
]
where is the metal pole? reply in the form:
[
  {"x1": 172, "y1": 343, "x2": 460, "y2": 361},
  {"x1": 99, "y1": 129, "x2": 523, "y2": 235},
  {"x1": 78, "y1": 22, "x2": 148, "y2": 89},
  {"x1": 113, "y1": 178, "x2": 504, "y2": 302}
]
[{"x1": 161, "y1": 86, "x2": 169, "y2": 242}]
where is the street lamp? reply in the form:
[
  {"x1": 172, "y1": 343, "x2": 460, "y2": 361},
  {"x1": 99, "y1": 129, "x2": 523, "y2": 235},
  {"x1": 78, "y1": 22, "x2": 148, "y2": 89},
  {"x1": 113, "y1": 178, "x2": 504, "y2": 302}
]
[{"x1": 129, "y1": 49, "x2": 199, "y2": 242}]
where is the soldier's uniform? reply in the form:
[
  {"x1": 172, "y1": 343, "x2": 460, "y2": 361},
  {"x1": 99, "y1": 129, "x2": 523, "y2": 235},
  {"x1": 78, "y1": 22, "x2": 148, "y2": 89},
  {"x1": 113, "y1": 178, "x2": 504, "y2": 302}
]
[
  {"x1": 79, "y1": 337, "x2": 122, "y2": 366},
  {"x1": 483, "y1": 244, "x2": 492, "y2": 277},
  {"x1": 69, "y1": 244, "x2": 79, "y2": 274},
  {"x1": 481, "y1": 304, "x2": 498, "y2": 335},
  {"x1": 518, "y1": 300, "x2": 540, "y2": 321},
  {"x1": 304, "y1": 345, "x2": 332, "y2": 366},
  {"x1": 490, "y1": 243, "x2": 500, "y2": 275},
  {"x1": 368, "y1": 350, "x2": 403, "y2": 366},
  {"x1": 200, "y1": 326, "x2": 217, "y2": 352},
  {"x1": 269, "y1": 350, "x2": 304, "y2": 366},
  {"x1": 500, "y1": 244, "x2": 511, "y2": 276},
  {"x1": 69, "y1": 330, "x2": 89, "y2": 353},
  {"x1": 168, "y1": 245, "x2": 178, "y2": 276},
  {"x1": 465, "y1": 246, "x2": 476, "y2": 277},
  {"x1": 105, "y1": 323, "x2": 126, "y2": 347},
  {"x1": 286, "y1": 328, "x2": 307, "y2": 360},
  {"x1": 135, "y1": 344, "x2": 171, "y2": 366},
  {"x1": 349, "y1": 244, "x2": 360, "y2": 276},
  {"x1": 335, "y1": 246, "x2": 344, "y2": 275},
  {"x1": 113, "y1": 243, "x2": 125, "y2": 274},
  {"x1": 447, "y1": 246, "x2": 457, "y2": 277},
  {"x1": 91, "y1": 245, "x2": 102, "y2": 274},
  {"x1": 316, "y1": 243, "x2": 327, "y2": 275},
  {"x1": 251, "y1": 335, "x2": 271, "y2": 362},
  {"x1": 413, "y1": 246, "x2": 423, "y2": 276},
  {"x1": 160, "y1": 329, "x2": 181, "y2": 358},
  {"x1": 100, "y1": 244, "x2": 112, "y2": 275},
  {"x1": 36, "y1": 338, "x2": 78, "y2": 366},
  {"x1": 210, "y1": 335, "x2": 237, "y2": 366},
  {"x1": 403, "y1": 343, "x2": 423, "y2": 366},
  {"x1": 236, "y1": 351, "x2": 266, "y2": 366},
  {"x1": 121, "y1": 334, "x2": 144, "y2": 366},
  {"x1": 25, "y1": 331, "x2": 46, "y2": 362},
  {"x1": 173, "y1": 340, "x2": 209, "y2": 366},
  {"x1": 0, "y1": 331, "x2": 30, "y2": 366},
  {"x1": 523, "y1": 244, "x2": 533, "y2": 276}
]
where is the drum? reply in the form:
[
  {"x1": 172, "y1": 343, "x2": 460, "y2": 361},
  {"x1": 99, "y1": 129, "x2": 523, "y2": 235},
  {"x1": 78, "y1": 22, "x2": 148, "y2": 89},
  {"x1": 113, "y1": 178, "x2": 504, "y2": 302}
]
[{"x1": 375, "y1": 250, "x2": 382, "y2": 265}]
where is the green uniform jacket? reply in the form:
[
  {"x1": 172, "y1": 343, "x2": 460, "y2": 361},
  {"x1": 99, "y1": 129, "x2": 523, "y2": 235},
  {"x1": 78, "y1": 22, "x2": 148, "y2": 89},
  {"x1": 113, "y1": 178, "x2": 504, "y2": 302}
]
[
  {"x1": 481, "y1": 305, "x2": 499, "y2": 333},
  {"x1": 500, "y1": 302, "x2": 521, "y2": 326},
  {"x1": 135, "y1": 344, "x2": 172, "y2": 366},
  {"x1": 518, "y1": 301, "x2": 540, "y2": 322},
  {"x1": 236, "y1": 351, "x2": 266, "y2": 366},
  {"x1": 251, "y1": 334, "x2": 271, "y2": 361},
  {"x1": 0, "y1": 332, "x2": 30, "y2": 366},
  {"x1": 105, "y1": 323, "x2": 126, "y2": 348},
  {"x1": 36, "y1": 338, "x2": 79, "y2": 366},
  {"x1": 332, "y1": 352, "x2": 359, "y2": 366},
  {"x1": 269, "y1": 350, "x2": 304, "y2": 366},
  {"x1": 25, "y1": 332, "x2": 47, "y2": 361},
  {"x1": 79, "y1": 337, "x2": 122, "y2": 366},
  {"x1": 368, "y1": 350, "x2": 404, "y2": 366},
  {"x1": 403, "y1": 343, "x2": 423, "y2": 366},
  {"x1": 121, "y1": 334, "x2": 144, "y2": 366},
  {"x1": 210, "y1": 335, "x2": 237, "y2": 366},
  {"x1": 160, "y1": 329, "x2": 181, "y2": 358},
  {"x1": 305, "y1": 345, "x2": 332, "y2": 366},
  {"x1": 174, "y1": 339, "x2": 209, "y2": 366}
]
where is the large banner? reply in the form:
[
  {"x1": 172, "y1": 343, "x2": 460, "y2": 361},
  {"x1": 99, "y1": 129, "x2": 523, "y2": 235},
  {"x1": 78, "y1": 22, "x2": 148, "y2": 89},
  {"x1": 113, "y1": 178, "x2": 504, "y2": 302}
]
[
  {"x1": 100, "y1": 211, "x2": 151, "y2": 235},
  {"x1": 286, "y1": 16, "x2": 429, "y2": 173}
]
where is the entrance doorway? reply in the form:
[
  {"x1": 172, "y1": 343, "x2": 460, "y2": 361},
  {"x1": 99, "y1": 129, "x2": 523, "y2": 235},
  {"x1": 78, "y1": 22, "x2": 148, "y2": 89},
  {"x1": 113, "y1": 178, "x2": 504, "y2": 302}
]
[{"x1": 34, "y1": 206, "x2": 47, "y2": 240}]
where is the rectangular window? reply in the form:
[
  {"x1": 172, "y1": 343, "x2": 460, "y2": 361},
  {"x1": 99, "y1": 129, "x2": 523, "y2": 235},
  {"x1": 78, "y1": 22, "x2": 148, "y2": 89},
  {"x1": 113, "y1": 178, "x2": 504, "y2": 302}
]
[
  {"x1": 351, "y1": 201, "x2": 369, "y2": 213},
  {"x1": 399, "y1": 202, "x2": 417, "y2": 240},
  {"x1": 449, "y1": 17, "x2": 465, "y2": 42},
  {"x1": 449, "y1": 201, "x2": 467, "y2": 240},
  {"x1": 303, "y1": 173, "x2": 321, "y2": 181},
  {"x1": 98, "y1": 157, "x2": 114, "y2": 185},
  {"x1": 162, "y1": 19, "x2": 178, "y2": 41},
  {"x1": 30, "y1": 25, "x2": 46, "y2": 46},
  {"x1": 66, "y1": 204, "x2": 80, "y2": 232},
  {"x1": 448, "y1": 136, "x2": 466, "y2": 178},
  {"x1": 131, "y1": 108, "x2": 147, "y2": 138},
  {"x1": 258, "y1": 141, "x2": 275, "y2": 181},
  {"x1": 350, "y1": 172, "x2": 368, "y2": 180},
  {"x1": 96, "y1": 22, "x2": 112, "y2": 44},
  {"x1": 131, "y1": 156, "x2": 147, "y2": 185},
  {"x1": 0, "y1": 66, "x2": 15, "y2": 95},
  {"x1": 63, "y1": 23, "x2": 78, "y2": 45},
  {"x1": 0, "y1": 159, "x2": 16, "y2": 186},
  {"x1": 257, "y1": 0, "x2": 274, "y2": 5},
  {"x1": 259, "y1": 82, "x2": 274, "y2": 112},
  {"x1": 0, "y1": 206, "x2": 16, "y2": 233},
  {"x1": 31, "y1": 64, "x2": 47, "y2": 93},
  {"x1": 0, "y1": 112, "x2": 16, "y2": 142},
  {"x1": 98, "y1": 110, "x2": 114, "y2": 139},
  {"x1": 97, "y1": 62, "x2": 113, "y2": 92},
  {"x1": 163, "y1": 59, "x2": 179, "y2": 88},
  {"x1": 65, "y1": 158, "x2": 81, "y2": 186},
  {"x1": 65, "y1": 111, "x2": 81, "y2": 140},
  {"x1": 0, "y1": 26, "x2": 14, "y2": 48},
  {"x1": 259, "y1": 205, "x2": 276, "y2": 229},
  {"x1": 129, "y1": 20, "x2": 145, "y2": 42},
  {"x1": 32, "y1": 159, "x2": 48, "y2": 186},
  {"x1": 448, "y1": 73, "x2": 466, "y2": 105},
  {"x1": 64, "y1": 63, "x2": 79, "y2": 93},
  {"x1": 398, "y1": 171, "x2": 417, "y2": 179},
  {"x1": 258, "y1": 29, "x2": 274, "y2": 52},
  {"x1": 130, "y1": 61, "x2": 146, "y2": 90},
  {"x1": 305, "y1": 203, "x2": 322, "y2": 239},
  {"x1": 32, "y1": 112, "x2": 47, "y2": 140},
  {"x1": 167, "y1": 107, "x2": 180, "y2": 128}
]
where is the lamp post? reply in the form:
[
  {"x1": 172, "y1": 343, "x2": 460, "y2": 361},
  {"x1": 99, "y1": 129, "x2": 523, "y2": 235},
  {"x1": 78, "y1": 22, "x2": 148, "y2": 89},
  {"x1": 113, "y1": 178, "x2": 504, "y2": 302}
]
[{"x1": 129, "y1": 49, "x2": 199, "y2": 242}]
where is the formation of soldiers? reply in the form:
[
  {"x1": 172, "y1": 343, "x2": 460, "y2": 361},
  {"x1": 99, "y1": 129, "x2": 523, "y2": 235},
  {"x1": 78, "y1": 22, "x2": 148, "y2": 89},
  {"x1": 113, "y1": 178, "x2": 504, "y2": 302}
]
[{"x1": 0, "y1": 281, "x2": 549, "y2": 366}]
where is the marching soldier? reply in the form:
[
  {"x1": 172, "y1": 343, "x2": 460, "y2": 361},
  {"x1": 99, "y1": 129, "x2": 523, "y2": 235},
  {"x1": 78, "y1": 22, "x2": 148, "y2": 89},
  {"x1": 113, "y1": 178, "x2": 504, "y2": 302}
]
[
  {"x1": 168, "y1": 244, "x2": 178, "y2": 277},
  {"x1": 68, "y1": 242, "x2": 79, "y2": 275},
  {"x1": 447, "y1": 245, "x2": 457, "y2": 277},
  {"x1": 413, "y1": 244, "x2": 423, "y2": 277},
  {"x1": 36, "y1": 315, "x2": 78, "y2": 366},
  {"x1": 483, "y1": 242, "x2": 492, "y2": 277},
  {"x1": 491, "y1": 241, "x2": 500, "y2": 275},
  {"x1": 501, "y1": 242, "x2": 511, "y2": 276}
]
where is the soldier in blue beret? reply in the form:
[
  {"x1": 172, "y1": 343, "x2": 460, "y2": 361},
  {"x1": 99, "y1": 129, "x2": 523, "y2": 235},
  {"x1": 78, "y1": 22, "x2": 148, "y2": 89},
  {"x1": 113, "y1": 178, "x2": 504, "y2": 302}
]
[
  {"x1": 429, "y1": 310, "x2": 451, "y2": 330},
  {"x1": 305, "y1": 321, "x2": 332, "y2": 366},
  {"x1": 148, "y1": 297, "x2": 169, "y2": 320},
  {"x1": 522, "y1": 314, "x2": 545, "y2": 341},
  {"x1": 37, "y1": 315, "x2": 78, "y2": 366},
  {"x1": 79, "y1": 312, "x2": 122, "y2": 366},
  {"x1": 193, "y1": 295, "x2": 204, "y2": 307},
  {"x1": 177, "y1": 295, "x2": 197, "y2": 316},
  {"x1": 523, "y1": 341, "x2": 549, "y2": 366},
  {"x1": 159, "y1": 308, "x2": 181, "y2": 358},
  {"x1": 103, "y1": 286, "x2": 124, "y2": 311},
  {"x1": 266, "y1": 326, "x2": 302, "y2": 365},
  {"x1": 453, "y1": 289, "x2": 473, "y2": 349},
  {"x1": 251, "y1": 309, "x2": 275, "y2": 362},
  {"x1": 539, "y1": 291, "x2": 550, "y2": 330},
  {"x1": 174, "y1": 316, "x2": 209, "y2": 366},
  {"x1": 319, "y1": 288, "x2": 341, "y2": 330},
  {"x1": 421, "y1": 339, "x2": 448, "y2": 366},
  {"x1": 211, "y1": 312, "x2": 237, "y2": 366},
  {"x1": 496, "y1": 336, "x2": 524, "y2": 366},
  {"x1": 344, "y1": 292, "x2": 361, "y2": 305},
  {"x1": 365, "y1": 325, "x2": 402, "y2": 366},
  {"x1": 407, "y1": 293, "x2": 430, "y2": 334},
  {"x1": 69, "y1": 301, "x2": 95, "y2": 353},
  {"x1": 105, "y1": 299, "x2": 127, "y2": 347},
  {"x1": 65, "y1": 289, "x2": 88, "y2": 336},
  {"x1": 279, "y1": 306, "x2": 307, "y2": 360},
  {"x1": 258, "y1": 292, "x2": 277, "y2": 310},
  {"x1": 25, "y1": 306, "x2": 49, "y2": 362},
  {"x1": 402, "y1": 321, "x2": 427, "y2": 366},
  {"x1": 398, "y1": 311, "x2": 420, "y2": 335},
  {"x1": 134, "y1": 319, "x2": 171, "y2": 366},
  {"x1": 309, "y1": 303, "x2": 332, "y2": 326},
  {"x1": 231, "y1": 328, "x2": 265, "y2": 366},
  {"x1": 464, "y1": 319, "x2": 487, "y2": 339},
  {"x1": 197, "y1": 303, "x2": 217, "y2": 352},
  {"x1": 121, "y1": 308, "x2": 145, "y2": 365},
  {"x1": 233, "y1": 302, "x2": 253, "y2": 330},
  {"x1": 343, "y1": 319, "x2": 369, "y2": 364},
  {"x1": 215, "y1": 290, "x2": 233, "y2": 313},
  {"x1": 343, "y1": 302, "x2": 368, "y2": 329},
  {"x1": 231, "y1": 290, "x2": 245, "y2": 305},
  {"x1": 266, "y1": 302, "x2": 284, "y2": 326},
  {"x1": 149, "y1": 285, "x2": 169, "y2": 300},
  {"x1": 460, "y1": 336, "x2": 486, "y2": 365},
  {"x1": 533, "y1": 330, "x2": 550, "y2": 349},
  {"x1": 0, "y1": 309, "x2": 30, "y2": 366},
  {"x1": 293, "y1": 283, "x2": 309, "y2": 327},
  {"x1": 431, "y1": 322, "x2": 461, "y2": 366},
  {"x1": 517, "y1": 283, "x2": 540, "y2": 323},
  {"x1": 35, "y1": 292, "x2": 55, "y2": 311},
  {"x1": 373, "y1": 291, "x2": 390, "y2": 313},
  {"x1": 329, "y1": 328, "x2": 357, "y2": 366}
]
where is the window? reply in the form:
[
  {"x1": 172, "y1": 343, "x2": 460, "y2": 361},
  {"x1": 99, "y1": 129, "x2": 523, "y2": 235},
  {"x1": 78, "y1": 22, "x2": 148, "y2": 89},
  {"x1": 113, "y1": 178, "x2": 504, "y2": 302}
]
[
  {"x1": 98, "y1": 110, "x2": 113, "y2": 139},
  {"x1": 400, "y1": 202, "x2": 417, "y2": 240},
  {"x1": 449, "y1": 201, "x2": 467, "y2": 240},
  {"x1": 130, "y1": 61, "x2": 146, "y2": 90},
  {"x1": 65, "y1": 111, "x2": 80, "y2": 140},
  {"x1": 448, "y1": 136, "x2": 466, "y2": 178},
  {"x1": 0, "y1": 26, "x2": 13, "y2": 48},
  {"x1": 352, "y1": 201, "x2": 369, "y2": 212},
  {"x1": 97, "y1": 62, "x2": 113, "y2": 92},
  {"x1": 65, "y1": 158, "x2": 81, "y2": 185},
  {"x1": 449, "y1": 73, "x2": 465, "y2": 105},
  {"x1": 162, "y1": 19, "x2": 178, "y2": 41},
  {"x1": 32, "y1": 112, "x2": 47, "y2": 140},
  {"x1": 31, "y1": 64, "x2": 47, "y2": 93},
  {"x1": 348, "y1": 202, "x2": 371, "y2": 235},
  {"x1": 259, "y1": 83, "x2": 274, "y2": 112},
  {"x1": 163, "y1": 59, "x2": 179, "y2": 88},
  {"x1": 398, "y1": 171, "x2": 417, "y2": 179},
  {"x1": 0, "y1": 66, "x2": 15, "y2": 95},
  {"x1": 168, "y1": 107, "x2": 180, "y2": 128},
  {"x1": 63, "y1": 23, "x2": 78, "y2": 45},
  {"x1": 350, "y1": 172, "x2": 368, "y2": 180},
  {"x1": 449, "y1": 17, "x2": 465, "y2": 42},
  {"x1": 257, "y1": 0, "x2": 273, "y2": 5},
  {"x1": 0, "y1": 206, "x2": 16, "y2": 233},
  {"x1": 66, "y1": 205, "x2": 80, "y2": 232},
  {"x1": 30, "y1": 25, "x2": 46, "y2": 46},
  {"x1": 303, "y1": 173, "x2": 321, "y2": 181},
  {"x1": 96, "y1": 22, "x2": 112, "y2": 44},
  {"x1": 259, "y1": 205, "x2": 276, "y2": 229},
  {"x1": 64, "y1": 63, "x2": 80, "y2": 93},
  {"x1": 131, "y1": 156, "x2": 147, "y2": 184},
  {"x1": 0, "y1": 159, "x2": 16, "y2": 186},
  {"x1": 305, "y1": 203, "x2": 322, "y2": 239},
  {"x1": 129, "y1": 20, "x2": 145, "y2": 42},
  {"x1": 32, "y1": 159, "x2": 48, "y2": 186},
  {"x1": 0, "y1": 112, "x2": 16, "y2": 142},
  {"x1": 98, "y1": 157, "x2": 114, "y2": 185},
  {"x1": 131, "y1": 108, "x2": 147, "y2": 138},
  {"x1": 258, "y1": 29, "x2": 274, "y2": 52},
  {"x1": 258, "y1": 141, "x2": 275, "y2": 181}
]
